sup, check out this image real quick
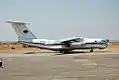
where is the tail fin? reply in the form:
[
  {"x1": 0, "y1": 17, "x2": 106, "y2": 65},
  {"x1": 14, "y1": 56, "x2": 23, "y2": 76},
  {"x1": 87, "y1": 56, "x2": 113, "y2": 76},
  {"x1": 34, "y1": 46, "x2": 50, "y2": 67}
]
[{"x1": 7, "y1": 20, "x2": 37, "y2": 41}]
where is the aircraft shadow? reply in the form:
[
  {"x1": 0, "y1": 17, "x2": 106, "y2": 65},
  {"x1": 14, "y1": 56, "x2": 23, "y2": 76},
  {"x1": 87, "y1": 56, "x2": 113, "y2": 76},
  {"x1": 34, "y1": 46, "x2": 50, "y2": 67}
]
[
  {"x1": 54, "y1": 50, "x2": 112, "y2": 55},
  {"x1": 24, "y1": 51, "x2": 87, "y2": 54},
  {"x1": 24, "y1": 51, "x2": 59, "y2": 54},
  {"x1": 54, "y1": 51, "x2": 88, "y2": 55},
  {"x1": 24, "y1": 50, "x2": 111, "y2": 55}
]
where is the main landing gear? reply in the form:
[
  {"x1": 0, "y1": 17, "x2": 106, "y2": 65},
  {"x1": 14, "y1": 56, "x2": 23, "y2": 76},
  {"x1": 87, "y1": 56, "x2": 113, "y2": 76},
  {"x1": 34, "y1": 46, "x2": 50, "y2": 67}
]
[
  {"x1": 90, "y1": 49, "x2": 93, "y2": 52},
  {"x1": 60, "y1": 51, "x2": 68, "y2": 54}
]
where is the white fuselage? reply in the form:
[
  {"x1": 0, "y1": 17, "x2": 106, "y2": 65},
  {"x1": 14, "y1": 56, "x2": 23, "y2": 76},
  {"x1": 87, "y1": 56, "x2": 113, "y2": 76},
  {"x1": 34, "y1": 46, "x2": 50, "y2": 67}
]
[{"x1": 24, "y1": 37, "x2": 109, "y2": 51}]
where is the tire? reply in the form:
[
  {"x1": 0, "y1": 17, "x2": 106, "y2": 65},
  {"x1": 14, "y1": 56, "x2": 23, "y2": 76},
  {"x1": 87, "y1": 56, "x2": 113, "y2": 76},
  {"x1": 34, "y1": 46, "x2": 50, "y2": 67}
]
[
  {"x1": 60, "y1": 51, "x2": 68, "y2": 54},
  {"x1": 90, "y1": 49, "x2": 93, "y2": 52}
]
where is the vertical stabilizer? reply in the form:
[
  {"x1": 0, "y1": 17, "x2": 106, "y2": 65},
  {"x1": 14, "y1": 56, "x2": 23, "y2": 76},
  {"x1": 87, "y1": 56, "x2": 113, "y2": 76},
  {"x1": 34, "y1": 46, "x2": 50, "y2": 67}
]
[{"x1": 7, "y1": 20, "x2": 37, "y2": 41}]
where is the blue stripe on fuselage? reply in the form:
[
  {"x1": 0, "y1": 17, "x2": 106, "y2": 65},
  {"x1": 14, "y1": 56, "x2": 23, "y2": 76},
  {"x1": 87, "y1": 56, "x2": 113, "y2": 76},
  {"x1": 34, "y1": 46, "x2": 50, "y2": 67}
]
[
  {"x1": 21, "y1": 42, "x2": 62, "y2": 46},
  {"x1": 85, "y1": 42, "x2": 107, "y2": 45},
  {"x1": 22, "y1": 42, "x2": 108, "y2": 46}
]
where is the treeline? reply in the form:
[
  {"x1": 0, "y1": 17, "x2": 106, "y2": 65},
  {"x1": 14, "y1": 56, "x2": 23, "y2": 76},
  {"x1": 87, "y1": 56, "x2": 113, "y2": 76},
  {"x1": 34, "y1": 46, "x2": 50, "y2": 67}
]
[
  {"x1": 0, "y1": 41, "x2": 35, "y2": 48},
  {"x1": 0, "y1": 41, "x2": 20, "y2": 45}
]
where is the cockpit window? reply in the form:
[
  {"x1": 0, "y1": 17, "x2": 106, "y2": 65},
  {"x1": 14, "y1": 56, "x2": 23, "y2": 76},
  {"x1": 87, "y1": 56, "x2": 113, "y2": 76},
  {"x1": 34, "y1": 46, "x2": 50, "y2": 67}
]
[
  {"x1": 101, "y1": 40, "x2": 107, "y2": 43},
  {"x1": 106, "y1": 39, "x2": 109, "y2": 42}
]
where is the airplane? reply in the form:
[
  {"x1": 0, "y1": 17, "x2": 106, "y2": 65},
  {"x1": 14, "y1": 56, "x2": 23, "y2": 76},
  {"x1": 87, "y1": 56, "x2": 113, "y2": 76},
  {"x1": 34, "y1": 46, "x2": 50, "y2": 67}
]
[{"x1": 6, "y1": 20, "x2": 109, "y2": 53}]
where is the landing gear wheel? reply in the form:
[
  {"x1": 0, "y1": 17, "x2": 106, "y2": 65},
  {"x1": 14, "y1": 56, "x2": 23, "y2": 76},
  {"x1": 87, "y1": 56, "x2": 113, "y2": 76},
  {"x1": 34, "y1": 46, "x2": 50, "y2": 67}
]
[
  {"x1": 22, "y1": 44, "x2": 27, "y2": 48},
  {"x1": 90, "y1": 49, "x2": 93, "y2": 52},
  {"x1": 60, "y1": 51, "x2": 63, "y2": 53},
  {"x1": 59, "y1": 51, "x2": 68, "y2": 54}
]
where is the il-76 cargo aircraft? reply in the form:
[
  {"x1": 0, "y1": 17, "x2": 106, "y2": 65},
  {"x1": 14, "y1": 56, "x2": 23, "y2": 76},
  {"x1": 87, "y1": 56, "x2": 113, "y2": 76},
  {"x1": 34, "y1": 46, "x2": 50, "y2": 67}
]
[{"x1": 7, "y1": 20, "x2": 109, "y2": 53}]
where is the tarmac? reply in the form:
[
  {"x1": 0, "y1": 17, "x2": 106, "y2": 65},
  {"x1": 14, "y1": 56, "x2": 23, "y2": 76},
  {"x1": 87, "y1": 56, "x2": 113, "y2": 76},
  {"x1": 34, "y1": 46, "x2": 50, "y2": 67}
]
[{"x1": 0, "y1": 52, "x2": 119, "y2": 80}]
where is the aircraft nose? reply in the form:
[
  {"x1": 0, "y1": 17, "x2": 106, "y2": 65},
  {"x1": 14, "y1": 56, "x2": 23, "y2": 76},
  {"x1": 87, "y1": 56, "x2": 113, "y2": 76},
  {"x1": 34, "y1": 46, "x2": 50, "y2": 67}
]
[
  {"x1": 105, "y1": 39, "x2": 110, "y2": 47},
  {"x1": 101, "y1": 39, "x2": 109, "y2": 46},
  {"x1": 106, "y1": 39, "x2": 109, "y2": 45}
]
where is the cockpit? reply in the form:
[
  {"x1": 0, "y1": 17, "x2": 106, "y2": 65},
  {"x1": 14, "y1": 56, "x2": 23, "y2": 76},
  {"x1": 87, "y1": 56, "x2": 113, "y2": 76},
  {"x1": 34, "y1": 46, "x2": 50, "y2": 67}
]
[{"x1": 101, "y1": 39, "x2": 109, "y2": 43}]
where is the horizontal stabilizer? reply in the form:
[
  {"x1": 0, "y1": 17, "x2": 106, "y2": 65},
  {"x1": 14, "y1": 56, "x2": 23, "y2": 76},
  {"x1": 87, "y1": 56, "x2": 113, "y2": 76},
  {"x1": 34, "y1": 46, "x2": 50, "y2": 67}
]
[{"x1": 6, "y1": 20, "x2": 30, "y2": 24}]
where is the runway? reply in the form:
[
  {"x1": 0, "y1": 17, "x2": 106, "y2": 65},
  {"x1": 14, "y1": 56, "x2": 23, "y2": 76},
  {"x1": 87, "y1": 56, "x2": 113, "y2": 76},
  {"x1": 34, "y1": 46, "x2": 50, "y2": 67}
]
[{"x1": 0, "y1": 52, "x2": 119, "y2": 80}]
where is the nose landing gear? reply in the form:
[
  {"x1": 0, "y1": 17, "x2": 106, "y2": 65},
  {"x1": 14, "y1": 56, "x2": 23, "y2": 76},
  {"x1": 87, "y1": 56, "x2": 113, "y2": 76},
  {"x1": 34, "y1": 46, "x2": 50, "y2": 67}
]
[{"x1": 60, "y1": 51, "x2": 69, "y2": 54}]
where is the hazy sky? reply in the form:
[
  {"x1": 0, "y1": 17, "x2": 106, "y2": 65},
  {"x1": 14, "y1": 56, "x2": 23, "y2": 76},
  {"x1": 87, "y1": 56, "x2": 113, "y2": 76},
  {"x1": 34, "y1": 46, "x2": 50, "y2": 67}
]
[{"x1": 0, "y1": 0, "x2": 119, "y2": 41}]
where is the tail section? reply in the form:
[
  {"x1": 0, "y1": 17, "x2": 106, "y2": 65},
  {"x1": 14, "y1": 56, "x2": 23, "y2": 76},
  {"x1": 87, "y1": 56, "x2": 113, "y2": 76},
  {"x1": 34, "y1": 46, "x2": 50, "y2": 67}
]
[{"x1": 7, "y1": 20, "x2": 37, "y2": 41}]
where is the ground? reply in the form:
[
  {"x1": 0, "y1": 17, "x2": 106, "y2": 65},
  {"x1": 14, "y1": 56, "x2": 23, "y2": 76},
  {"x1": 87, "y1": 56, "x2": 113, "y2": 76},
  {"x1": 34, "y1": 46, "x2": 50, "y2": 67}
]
[
  {"x1": 0, "y1": 43, "x2": 119, "y2": 80},
  {"x1": 0, "y1": 43, "x2": 119, "y2": 53}
]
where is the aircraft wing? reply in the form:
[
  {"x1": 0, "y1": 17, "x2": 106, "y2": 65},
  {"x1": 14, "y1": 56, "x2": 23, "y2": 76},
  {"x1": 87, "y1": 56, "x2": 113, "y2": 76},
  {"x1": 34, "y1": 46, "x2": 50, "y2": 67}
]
[{"x1": 59, "y1": 37, "x2": 83, "y2": 44}]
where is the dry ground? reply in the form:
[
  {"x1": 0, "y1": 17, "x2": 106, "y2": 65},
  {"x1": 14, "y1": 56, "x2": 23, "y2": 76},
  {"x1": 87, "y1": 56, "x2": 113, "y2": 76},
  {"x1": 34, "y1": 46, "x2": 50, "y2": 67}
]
[
  {"x1": 0, "y1": 43, "x2": 119, "y2": 80},
  {"x1": 0, "y1": 44, "x2": 53, "y2": 53},
  {"x1": 0, "y1": 52, "x2": 119, "y2": 80},
  {"x1": 0, "y1": 43, "x2": 118, "y2": 53}
]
